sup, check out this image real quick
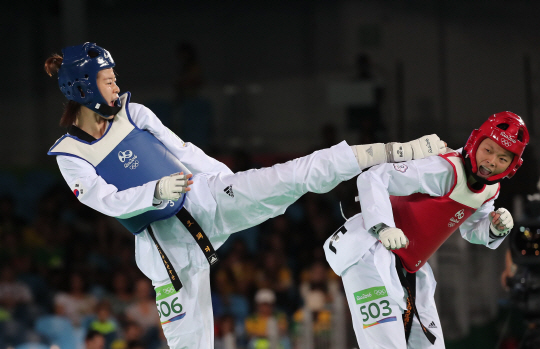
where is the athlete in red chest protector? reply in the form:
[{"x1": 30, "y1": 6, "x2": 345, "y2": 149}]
[{"x1": 324, "y1": 112, "x2": 530, "y2": 348}]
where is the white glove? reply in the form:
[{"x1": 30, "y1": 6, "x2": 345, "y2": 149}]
[
  {"x1": 490, "y1": 208, "x2": 514, "y2": 237},
  {"x1": 154, "y1": 172, "x2": 192, "y2": 201},
  {"x1": 378, "y1": 227, "x2": 409, "y2": 250},
  {"x1": 388, "y1": 134, "x2": 447, "y2": 162}
]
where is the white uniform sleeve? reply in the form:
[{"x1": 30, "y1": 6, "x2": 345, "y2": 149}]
[
  {"x1": 459, "y1": 193, "x2": 505, "y2": 249},
  {"x1": 129, "y1": 103, "x2": 233, "y2": 176},
  {"x1": 357, "y1": 156, "x2": 455, "y2": 232},
  {"x1": 57, "y1": 155, "x2": 167, "y2": 219}
]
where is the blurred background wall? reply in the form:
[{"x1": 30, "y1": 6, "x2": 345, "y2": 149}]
[{"x1": 2, "y1": 0, "x2": 539, "y2": 165}]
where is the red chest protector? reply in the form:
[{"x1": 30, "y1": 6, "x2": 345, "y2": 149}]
[{"x1": 391, "y1": 152, "x2": 500, "y2": 272}]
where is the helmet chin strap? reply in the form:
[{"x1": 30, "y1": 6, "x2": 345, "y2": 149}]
[
  {"x1": 93, "y1": 99, "x2": 122, "y2": 118},
  {"x1": 461, "y1": 148, "x2": 504, "y2": 185}
]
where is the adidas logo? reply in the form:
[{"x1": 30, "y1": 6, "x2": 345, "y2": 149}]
[
  {"x1": 224, "y1": 185, "x2": 234, "y2": 198},
  {"x1": 428, "y1": 321, "x2": 437, "y2": 329},
  {"x1": 366, "y1": 146, "x2": 373, "y2": 157},
  {"x1": 208, "y1": 254, "x2": 219, "y2": 265}
]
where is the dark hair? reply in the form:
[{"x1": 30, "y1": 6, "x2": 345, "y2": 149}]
[
  {"x1": 44, "y1": 53, "x2": 81, "y2": 127},
  {"x1": 85, "y1": 329, "x2": 103, "y2": 342},
  {"x1": 127, "y1": 340, "x2": 146, "y2": 349},
  {"x1": 59, "y1": 101, "x2": 82, "y2": 128},
  {"x1": 95, "y1": 299, "x2": 112, "y2": 312},
  {"x1": 44, "y1": 54, "x2": 62, "y2": 77}
]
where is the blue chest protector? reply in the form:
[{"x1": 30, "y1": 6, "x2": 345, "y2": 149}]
[{"x1": 48, "y1": 92, "x2": 187, "y2": 234}]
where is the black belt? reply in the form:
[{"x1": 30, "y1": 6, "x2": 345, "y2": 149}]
[
  {"x1": 395, "y1": 257, "x2": 436, "y2": 345},
  {"x1": 146, "y1": 207, "x2": 219, "y2": 292}
]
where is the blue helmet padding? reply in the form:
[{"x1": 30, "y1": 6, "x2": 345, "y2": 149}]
[{"x1": 58, "y1": 43, "x2": 121, "y2": 116}]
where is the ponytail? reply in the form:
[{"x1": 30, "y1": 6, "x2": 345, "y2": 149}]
[
  {"x1": 44, "y1": 54, "x2": 62, "y2": 77},
  {"x1": 45, "y1": 53, "x2": 81, "y2": 127}
]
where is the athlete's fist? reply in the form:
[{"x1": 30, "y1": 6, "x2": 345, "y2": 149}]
[
  {"x1": 378, "y1": 227, "x2": 409, "y2": 250},
  {"x1": 490, "y1": 208, "x2": 513, "y2": 237},
  {"x1": 154, "y1": 172, "x2": 193, "y2": 201}
]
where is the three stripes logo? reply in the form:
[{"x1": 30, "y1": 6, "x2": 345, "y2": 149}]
[
  {"x1": 366, "y1": 146, "x2": 373, "y2": 157},
  {"x1": 224, "y1": 185, "x2": 234, "y2": 198},
  {"x1": 208, "y1": 254, "x2": 219, "y2": 265},
  {"x1": 428, "y1": 321, "x2": 437, "y2": 329}
]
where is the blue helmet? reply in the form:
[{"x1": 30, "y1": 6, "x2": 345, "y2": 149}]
[{"x1": 58, "y1": 42, "x2": 121, "y2": 117}]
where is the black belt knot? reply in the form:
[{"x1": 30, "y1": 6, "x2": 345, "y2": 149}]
[
  {"x1": 395, "y1": 257, "x2": 436, "y2": 345},
  {"x1": 146, "y1": 207, "x2": 219, "y2": 292}
]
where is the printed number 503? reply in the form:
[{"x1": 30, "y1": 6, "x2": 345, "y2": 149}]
[{"x1": 360, "y1": 300, "x2": 392, "y2": 322}]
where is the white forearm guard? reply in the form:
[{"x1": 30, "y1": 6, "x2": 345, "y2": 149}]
[
  {"x1": 350, "y1": 143, "x2": 387, "y2": 169},
  {"x1": 351, "y1": 134, "x2": 446, "y2": 170}
]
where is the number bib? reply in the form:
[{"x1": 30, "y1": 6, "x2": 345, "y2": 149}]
[
  {"x1": 354, "y1": 286, "x2": 397, "y2": 328},
  {"x1": 155, "y1": 283, "x2": 186, "y2": 325}
]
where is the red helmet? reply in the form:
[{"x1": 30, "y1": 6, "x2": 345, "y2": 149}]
[{"x1": 464, "y1": 112, "x2": 529, "y2": 182}]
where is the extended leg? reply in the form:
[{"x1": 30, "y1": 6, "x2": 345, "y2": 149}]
[{"x1": 207, "y1": 141, "x2": 360, "y2": 236}]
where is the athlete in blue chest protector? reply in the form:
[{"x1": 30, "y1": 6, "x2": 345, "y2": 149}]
[{"x1": 44, "y1": 43, "x2": 447, "y2": 349}]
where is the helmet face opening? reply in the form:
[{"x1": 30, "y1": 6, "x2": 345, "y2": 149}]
[
  {"x1": 58, "y1": 42, "x2": 121, "y2": 117},
  {"x1": 464, "y1": 112, "x2": 529, "y2": 183}
]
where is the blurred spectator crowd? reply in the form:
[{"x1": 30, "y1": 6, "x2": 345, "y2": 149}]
[{"x1": 0, "y1": 155, "x2": 360, "y2": 349}]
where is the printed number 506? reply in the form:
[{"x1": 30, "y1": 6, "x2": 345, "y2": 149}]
[{"x1": 157, "y1": 297, "x2": 183, "y2": 318}]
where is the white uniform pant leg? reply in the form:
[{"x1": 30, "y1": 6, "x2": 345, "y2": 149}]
[
  {"x1": 341, "y1": 251, "x2": 408, "y2": 349},
  {"x1": 207, "y1": 141, "x2": 360, "y2": 236},
  {"x1": 152, "y1": 263, "x2": 213, "y2": 349},
  {"x1": 136, "y1": 227, "x2": 214, "y2": 349},
  {"x1": 407, "y1": 277, "x2": 445, "y2": 348}
]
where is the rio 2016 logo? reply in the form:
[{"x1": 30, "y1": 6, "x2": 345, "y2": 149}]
[
  {"x1": 448, "y1": 209, "x2": 465, "y2": 227},
  {"x1": 118, "y1": 150, "x2": 139, "y2": 170},
  {"x1": 118, "y1": 150, "x2": 133, "y2": 162},
  {"x1": 374, "y1": 289, "x2": 387, "y2": 296}
]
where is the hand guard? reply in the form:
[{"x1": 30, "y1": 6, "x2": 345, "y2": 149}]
[
  {"x1": 378, "y1": 227, "x2": 409, "y2": 250},
  {"x1": 388, "y1": 134, "x2": 447, "y2": 162},
  {"x1": 154, "y1": 172, "x2": 192, "y2": 201},
  {"x1": 490, "y1": 208, "x2": 513, "y2": 237}
]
